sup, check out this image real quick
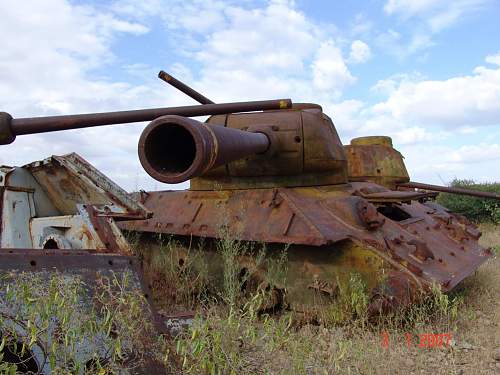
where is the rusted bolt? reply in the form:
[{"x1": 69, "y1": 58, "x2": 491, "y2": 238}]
[
  {"x1": 294, "y1": 136, "x2": 301, "y2": 143},
  {"x1": 450, "y1": 252, "x2": 456, "y2": 256}
]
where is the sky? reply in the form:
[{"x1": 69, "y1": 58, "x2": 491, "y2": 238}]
[{"x1": 1, "y1": 0, "x2": 499, "y2": 191}]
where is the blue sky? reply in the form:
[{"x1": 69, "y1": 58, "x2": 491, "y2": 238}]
[{"x1": 1, "y1": 0, "x2": 499, "y2": 191}]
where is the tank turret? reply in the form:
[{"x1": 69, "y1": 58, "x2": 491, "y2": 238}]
[
  {"x1": 138, "y1": 105, "x2": 348, "y2": 190},
  {"x1": 344, "y1": 135, "x2": 499, "y2": 200}
]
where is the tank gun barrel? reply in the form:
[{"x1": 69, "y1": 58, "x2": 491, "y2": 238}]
[
  {"x1": 138, "y1": 115, "x2": 270, "y2": 184},
  {"x1": 158, "y1": 71, "x2": 215, "y2": 105},
  {"x1": 398, "y1": 181, "x2": 500, "y2": 200},
  {"x1": 0, "y1": 99, "x2": 291, "y2": 145}
]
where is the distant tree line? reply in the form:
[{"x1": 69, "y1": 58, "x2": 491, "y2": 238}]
[{"x1": 437, "y1": 179, "x2": 500, "y2": 224}]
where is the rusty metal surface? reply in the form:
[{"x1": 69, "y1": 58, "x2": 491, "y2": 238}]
[
  {"x1": 353, "y1": 186, "x2": 438, "y2": 203},
  {"x1": 0, "y1": 248, "x2": 137, "y2": 270},
  {"x1": 138, "y1": 115, "x2": 269, "y2": 184},
  {"x1": 158, "y1": 70, "x2": 214, "y2": 104},
  {"x1": 191, "y1": 106, "x2": 348, "y2": 190},
  {"x1": 399, "y1": 181, "x2": 500, "y2": 200},
  {"x1": 25, "y1": 153, "x2": 149, "y2": 218},
  {"x1": 1, "y1": 153, "x2": 145, "y2": 251},
  {"x1": 2, "y1": 99, "x2": 291, "y2": 140},
  {"x1": 345, "y1": 136, "x2": 410, "y2": 189},
  {"x1": 121, "y1": 181, "x2": 491, "y2": 293}
]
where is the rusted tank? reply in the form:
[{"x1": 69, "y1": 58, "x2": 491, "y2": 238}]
[
  {"x1": 1, "y1": 73, "x2": 494, "y2": 320},
  {"x1": 116, "y1": 100, "x2": 493, "y2": 314},
  {"x1": 125, "y1": 74, "x2": 495, "y2": 314}
]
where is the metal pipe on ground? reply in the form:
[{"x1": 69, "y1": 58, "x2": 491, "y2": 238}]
[
  {"x1": 0, "y1": 99, "x2": 292, "y2": 144},
  {"x1": 398, "y1": 181, "x2": 500, "y2": 200}
]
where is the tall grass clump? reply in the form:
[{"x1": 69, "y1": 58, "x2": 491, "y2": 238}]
[
  {"x1": 436, "y1": 179, "x2": 500, "y2": 223},
  {"x1": 152, "y1": 235, "x2": 210, "y2": 309},
  {"x1": 323, "y1": 273, "x2": 369, "y2": 326},
  {"x1": 373, "y1": 282, "x2": 464, "y2": 335}
]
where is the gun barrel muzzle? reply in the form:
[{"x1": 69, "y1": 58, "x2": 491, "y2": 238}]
[{"x1": 138, "y1": 115, "x2": 270, "y2": 184}]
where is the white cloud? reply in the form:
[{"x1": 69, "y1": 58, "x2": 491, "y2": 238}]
[
  {"x1": 393, "y1": 126, "x2": 433, "y2": 145},
  {"x1": 384, "y1": 0, "x2": 438, "y2": 16},
  {"x1": 371, "y1": 62, "x2": 500, "y2": 128},
  {"x1": 445, "y1": 143, "x2": 500, "y2": 163},
  {"x1": 157, "y1": 0, "x2": 356, "y2": 103},
  {"x1": 349, "y1": 14, "x2": 373, "y2": 36},
  {"x1": 311, "y1": 42, "x2": 356, "y2": 96},
  {"x1": 348, "y1": 40, "x2": 372, "y2": 64},
  {"x1": 486, "y1": 52, "x2": 500, "y2": 66},
  {"x1": 370, "y1": 73, "x2": 423, "y2": 95},
  {"x1": 195, "y1": 1, "x2": 319, "y2": 74},
  {"x1": 384, "y1": 0, "x2": 488, "y2": 32},
  {"x1": 380, "y1": 0, "x2": 488, "y2": 58},
  {"x1": 399, "y1": 141, "x2": 500, "y2": 184}
]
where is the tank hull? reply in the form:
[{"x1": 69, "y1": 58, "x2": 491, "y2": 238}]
[{"x1": 120, "y1": 183, "x2": 492, "y2": 312}]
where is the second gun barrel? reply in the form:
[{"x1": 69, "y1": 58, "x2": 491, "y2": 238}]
[
  {"x1": 398, "y1": 181, "x2": 500, "y2": 200},
  {"x1": 10, "y1": 99, "x2": 292, "y2": 136}
]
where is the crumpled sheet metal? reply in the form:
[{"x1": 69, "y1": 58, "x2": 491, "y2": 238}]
[
  {"x1": 1, "y1": 153, "x2": 149, "y2": 252},
  {"x1": 120, "y1": 181, "x2": 492, "y2": 294},
  {"x1": 24, "y1": 153, "x2": 149, "y2": 219}
]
